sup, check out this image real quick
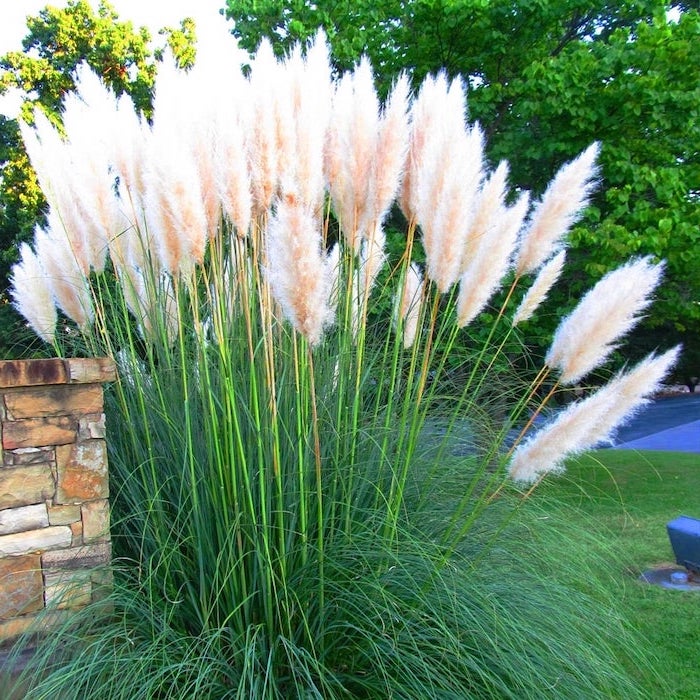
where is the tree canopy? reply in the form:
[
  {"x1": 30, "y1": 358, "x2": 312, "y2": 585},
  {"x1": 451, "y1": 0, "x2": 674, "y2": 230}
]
[{"x1": 227, "y1": 0, "x2": 700, "y2": 385}]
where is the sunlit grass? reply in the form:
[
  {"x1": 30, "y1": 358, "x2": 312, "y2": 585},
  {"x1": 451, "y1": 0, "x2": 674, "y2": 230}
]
[{"x1": 531, "y1": 449, "x2": 700, "y2": 699}]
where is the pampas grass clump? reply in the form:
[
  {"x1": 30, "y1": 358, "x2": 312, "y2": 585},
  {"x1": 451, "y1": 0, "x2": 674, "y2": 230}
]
[{"x1": 7, "y1": 29, "x2": 673, "y2": 699}]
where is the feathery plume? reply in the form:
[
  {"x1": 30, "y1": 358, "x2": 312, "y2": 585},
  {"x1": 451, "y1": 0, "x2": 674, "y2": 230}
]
[
  {"x1": 326, "y1": 57, "x2": 380, "y2": 251},
  {"x1": 144, "y1": 89, "x2": 209, "y2": 277},
  {"x1": 421, "y1": 124, "x2": 484, "y2": 292},
  {"x1": 327, "y1": 70, "x2": 408, "y2": 242},
  {"x1": 266, "y1": 195, "x2": 335, "y2": 346},
  {"x1": 19, "y1": 110, "x2": 66, "y2": 210},
  {"x1": 325, "y1": 71, "x2": 355, "y2": 239},
  {"x1": 34, "y1": 222, "x2": 94, "y2": 329},
  {"x1": 21, "y1": 112, "x2": 95, "y2": 275},
  {"x1": 456, "y1": 191, "x2": 529, "y2": 327},
  {"x1": 509, "y1": 346, "x2": 680, "y2": 483},
  {"x1": 516, "y1": 143, "x2": 599, "y2": 276},
  {"x1": 546, "y1": 256, "x2": 663, "y2": 385},
  {"x1": 10, "y1": 243, "x2": 57, "y2": 343},
  {"x1": 512, "y1": 250, "x2": 567, "y2": 325},
  {"x1": 248, "y1": 39, "x2": 282, "y2": 216},
  {"x1": 406, "y1": 75, "x2": 483, "y2": 292},
  {"x1": 62, "y1": 71, "x2": 125, "y2": 273},
  {"x1": 109, "y1": 92, "x2": 151, "y2": 253},
  {"x1": 212, "y1": 71, "x2": 253, "y2": 236},
  {"x1": 462, "y1": 161, "x2": 509, "y2": 268},
  {"x1": 363, "y1": 72, "x2": 410, "y2": 233},
  {"x1": 400, "y1": 73, "x2": 463, "y2": 223},
  {"x1": 154, "y1": 52, "x2": 224, "y2": 240},
  {"x1": 395, "y1": 262, "x2": 425, "y2": 348},
  {"x1": 286, "y1": 32, "x2": 333, "y2": 211}
]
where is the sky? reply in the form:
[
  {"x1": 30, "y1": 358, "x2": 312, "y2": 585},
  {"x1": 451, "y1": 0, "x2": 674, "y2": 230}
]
[{"x1": 0, "y1": 0, "x2": 235, "y2": 116}]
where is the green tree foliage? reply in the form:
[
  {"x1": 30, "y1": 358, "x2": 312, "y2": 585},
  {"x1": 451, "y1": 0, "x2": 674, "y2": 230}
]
[
  {"x1": 0, "y1": 1, "x2": 196, "y2": 357},
  {"x1": 227, "y1": 0, "x2": 700, "y2": 385}
]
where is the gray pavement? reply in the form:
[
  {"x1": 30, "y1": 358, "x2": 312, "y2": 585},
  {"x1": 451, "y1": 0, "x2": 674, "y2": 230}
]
[{"x1": 610, "y1": 394, "x2": 700, "y2": 454}]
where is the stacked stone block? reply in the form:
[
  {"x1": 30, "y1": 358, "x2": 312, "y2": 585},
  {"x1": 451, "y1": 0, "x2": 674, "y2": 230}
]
[{"x1": 0, "y1": 358, "x2": 116, "y2": 644}]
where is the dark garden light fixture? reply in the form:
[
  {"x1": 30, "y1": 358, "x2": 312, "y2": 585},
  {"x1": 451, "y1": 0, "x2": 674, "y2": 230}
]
[
  {"x1": 639, "y1": 515, "x2": 700, "y2": 590},
  {"x1": 666, "y1": 515, "x2": 700, "y2": 578}
]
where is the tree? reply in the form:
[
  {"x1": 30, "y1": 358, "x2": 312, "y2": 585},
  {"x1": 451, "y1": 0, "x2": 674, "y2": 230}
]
[
  {"x1": 0, "y1": 0, "x2": 197, "y2": 357},
  {"x1": 227, "y1": 0, "x2": 700, "y2": 386}
]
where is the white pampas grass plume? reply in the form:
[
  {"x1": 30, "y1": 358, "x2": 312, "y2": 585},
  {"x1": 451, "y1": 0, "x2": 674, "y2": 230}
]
[
  {"x1": 516, "y1": 143, "x2": 599, "y2": 276},
  {"x1": 512, "y1": 250, "x2": 567, "y2": 325},
  {"x1": 143, "y1": 128, "x2": 209, "y2": 276},
  {"x1": 325, "y1": 58, "x2": 407, "y2": 249},
  {"x1": 325, "y1": 71, "x2": 356, "y2": 241},
  {"x1": 509, "y1": 346, "x2": 680, "y2": 483},
  {"x1": 266, "y1": 195, "x2": 335, "y2": 346},
  {"x1": 421, "y1": 124, "x2": 484, "y2": 292},
  {"x1": 456, "y1": 191, "x2": 529, "y2": 327},
  {"x1": 108, "y1": 93, "x2": 151, "y2": 246},
  {"x1": 211, "y1": 71, "x2": 253, "y2": 236},
  {"x1": 34, "y1": 222, "x2": 94, "y2": 329},
  {"x1": 10, "y1": 243, "x2": 57, "y2": 342},
  {"x1": 462, "y1": 161, "x2": 509, "y2": 267},
  {"x1": 326, "y1": 57, "x2": 380, "y2": 251},
  {"x1": 364, "y1": 72, "x2": 410, "y2": 233},
  {"x1": 279, "y1": 32, "x2": 332, "y2": 212},
  {"x1": 19, "y1": 110, "x2": 65, "y2": 210},
  {"x1": 395, "y1": 263, "x2": 424, "y2": 348},
  {"x1": 400, "y1": 73, "x2": 465, "y2": 223},
  {"x1": 248, "y1": 38, "x2": 282, "y2": 216},
  {"x1": 546, "y1": 256, "x2": 663, "y2": 385},
  {"x1": 406, "y1": 74, "x2": 483, "y2": 292},
  {"x1": 20, "y1": 112, "x2": 93, "y2": 275}
]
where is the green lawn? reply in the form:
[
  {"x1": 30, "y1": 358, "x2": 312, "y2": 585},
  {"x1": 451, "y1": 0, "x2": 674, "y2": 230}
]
[{"x1": 534, "y1": 449, "x2": 700, "y2": 699}]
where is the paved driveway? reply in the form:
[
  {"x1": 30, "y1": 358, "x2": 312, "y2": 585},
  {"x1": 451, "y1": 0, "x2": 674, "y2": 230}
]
[{"x1": 611, "y1": 394, "x2": 700, "y2": 453}]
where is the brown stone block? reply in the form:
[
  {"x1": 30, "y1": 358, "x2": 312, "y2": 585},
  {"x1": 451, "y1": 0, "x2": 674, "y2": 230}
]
[
  {"x1": 55, "y1": 440, "x2": 108, "y2": 504},
  {"x1": 0, "y1": 465, "x2": 54, "y2": 511},
  {"x1": 0, "y1": 610, "x2": 71, "y2": 644},
  {"x1": 67, "y1": 358, "x2": 117, "y2": 385},
  {"x1": 41, "y1": 543, "x2": 111, "y2": 570},
  {"x1": 4, "y1": 385, "x2": 103, "y2": 420},
  {"x1": 2, "y1": 417, "x2": 77, "y2": 450},
  {"x1": 78, "y1": 413, "x2": 106, "y2": 440},
  {"x1": 0, "y1": 360, "x2": 68, "y2": 389},
  {"x1": 0, "y1": 526, "x2": 72, "y2": 557},
  {"x1": 2, "y1": 446, "x2": 55, "y2": 467},
  {"x1": 69, "y1": 520, "x2": 83, "y2": 546},
  {"x1": 0, "y1": 503, "x2": 49, "y2": 535},
  {"x1": 47, "y1": 504, "x2": 81, "y2": 526},
  {"x1": 81, "y1": 499, "x2": 110, "y2": 543},
  {"x1": 43, "y1": 569, "x2": 92, "y2": 609},
  {"x1": 0, "y1": 554, "x2": 43, "y2": 620}
]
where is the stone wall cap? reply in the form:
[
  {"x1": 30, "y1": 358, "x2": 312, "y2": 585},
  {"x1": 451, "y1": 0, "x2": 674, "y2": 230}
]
[{"x1": 0, "y1": 358, "x2": 116, "y2": 388}]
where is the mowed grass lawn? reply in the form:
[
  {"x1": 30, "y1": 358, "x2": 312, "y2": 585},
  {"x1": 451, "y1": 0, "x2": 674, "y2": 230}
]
[{"x1": 533, "y1": 449, "x2": 700, "y2": 699}]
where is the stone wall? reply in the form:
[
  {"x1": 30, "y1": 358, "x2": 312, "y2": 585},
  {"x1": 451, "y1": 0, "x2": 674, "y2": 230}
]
[{"x1": 0, "y1": 357, "x2": 116, "y2": 644}]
